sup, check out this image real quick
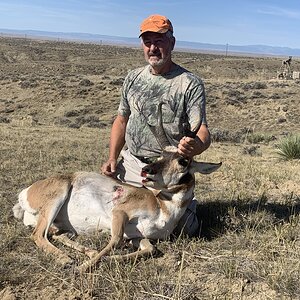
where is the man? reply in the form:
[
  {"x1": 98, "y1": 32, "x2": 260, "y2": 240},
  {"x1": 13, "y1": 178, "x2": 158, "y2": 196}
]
[{"x1": 101, "y1": 14, "x2": 211, "y2": 236}]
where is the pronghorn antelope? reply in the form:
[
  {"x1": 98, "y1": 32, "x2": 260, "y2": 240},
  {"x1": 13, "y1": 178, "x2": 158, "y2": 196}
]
[{"x1": 13, "y1": 104, "x2": 221, "y2": 272}]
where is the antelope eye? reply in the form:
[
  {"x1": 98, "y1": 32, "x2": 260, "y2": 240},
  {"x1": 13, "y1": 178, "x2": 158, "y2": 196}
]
[{"x1": 178, "y1": 157, "x2": 189, "y2": 167}]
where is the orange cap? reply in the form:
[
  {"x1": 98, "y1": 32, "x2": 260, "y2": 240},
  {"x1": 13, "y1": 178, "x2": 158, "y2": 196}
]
[{"x1": 139, "y1": 14, "x2": 173, "y2": 37}]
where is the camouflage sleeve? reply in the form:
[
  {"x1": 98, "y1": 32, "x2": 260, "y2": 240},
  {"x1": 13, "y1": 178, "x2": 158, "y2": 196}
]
[
  {"x1": 117, "y1": 75, "x2": 131, "y2": 117},
  {"x1": 185, "y1": 83, "x2": 207, "y2": 130}
]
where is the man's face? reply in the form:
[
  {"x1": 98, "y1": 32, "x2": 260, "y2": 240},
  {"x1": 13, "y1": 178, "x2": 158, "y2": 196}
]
[{"x1": 141, "y1": 32, "x2": 175, "y2": 68}]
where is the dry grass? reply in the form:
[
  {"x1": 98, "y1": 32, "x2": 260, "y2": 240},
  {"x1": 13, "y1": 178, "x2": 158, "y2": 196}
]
[{"x1": 1, "y1": 37, "x2": 300, "y2": 299}]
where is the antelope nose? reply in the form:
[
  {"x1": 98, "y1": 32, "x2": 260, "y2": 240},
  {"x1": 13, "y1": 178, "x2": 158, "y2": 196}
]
[{"x1": 141, "y1": 165, "x2": 154, "y2": 175}]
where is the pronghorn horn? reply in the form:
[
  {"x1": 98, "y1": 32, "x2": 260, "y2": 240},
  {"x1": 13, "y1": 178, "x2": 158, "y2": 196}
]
[
  {"x1": 182, "y1": 121, "x2": 201, "y2": 139},
  {"x1": 148, "y1": 102, "x2": 171, "y2": 149}
]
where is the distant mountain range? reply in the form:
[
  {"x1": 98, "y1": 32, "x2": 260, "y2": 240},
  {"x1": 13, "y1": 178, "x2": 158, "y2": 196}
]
[{"x1": 1, "y1": 28, "x2": 300, "y2": 57}]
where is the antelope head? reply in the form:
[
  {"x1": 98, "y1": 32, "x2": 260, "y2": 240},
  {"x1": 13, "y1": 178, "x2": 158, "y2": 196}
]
[{"x1": 141, "y1": 147, "x2": 221, "y2": 190}]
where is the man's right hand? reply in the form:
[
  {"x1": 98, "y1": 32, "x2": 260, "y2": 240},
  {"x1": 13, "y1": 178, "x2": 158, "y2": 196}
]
[{"x1": 101, "y1": 159, "x2": 117, "y2": 176}]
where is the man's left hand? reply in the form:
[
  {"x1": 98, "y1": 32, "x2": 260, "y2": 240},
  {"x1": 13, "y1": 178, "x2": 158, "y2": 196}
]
[{"x1": 177, "y1": 136, "x2": 201, "y2": 158}]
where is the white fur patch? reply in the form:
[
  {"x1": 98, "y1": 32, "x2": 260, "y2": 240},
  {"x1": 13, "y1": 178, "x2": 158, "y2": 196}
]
[
  {"x1": 171, "y1": 191, "x2": 186, "y2": 202},
  {"x1": 23, "y1": 211, "x2": 38, "y2": 227},
  {"x1": 164, "y1": 146, "x2": 177, "y2": 153},
  {"x1": 12, "y1": 203, "x2": 24, "y2": 219},
  {"x1": 18, "y1": 187, "x2": 37, "y2": 214}
]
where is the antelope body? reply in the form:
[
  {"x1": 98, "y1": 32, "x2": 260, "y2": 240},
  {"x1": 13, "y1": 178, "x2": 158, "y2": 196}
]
[{"x1": 13, "y1": 147, "x2": 221, "y2": 271}]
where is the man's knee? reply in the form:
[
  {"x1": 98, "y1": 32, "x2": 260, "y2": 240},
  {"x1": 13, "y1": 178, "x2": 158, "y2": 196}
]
[{"x1": 174, "y1": 200, "x2": 199, "y2": 237}]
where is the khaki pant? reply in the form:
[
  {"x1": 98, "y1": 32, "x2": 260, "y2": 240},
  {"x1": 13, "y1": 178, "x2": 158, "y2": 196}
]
[{"x1": 115, "y1": 149, "x2": 199, "y2": 237}]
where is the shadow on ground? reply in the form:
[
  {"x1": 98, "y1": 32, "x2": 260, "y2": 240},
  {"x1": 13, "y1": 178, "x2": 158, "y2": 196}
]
[{"x1": 196, "y1": 196, "x2": 300, "y2": 240}]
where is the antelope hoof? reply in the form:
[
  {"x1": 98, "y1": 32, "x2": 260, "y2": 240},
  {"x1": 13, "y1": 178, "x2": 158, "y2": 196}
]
[
  {"x1": 85, "y1": 249, "x2": 98, "y2": 259},
  {"x1": 76, "y1": 260, "x2": 94, "y2": 274},
  {"x1": 59, "y1": 255, "x2": 74, "y2": 268}
]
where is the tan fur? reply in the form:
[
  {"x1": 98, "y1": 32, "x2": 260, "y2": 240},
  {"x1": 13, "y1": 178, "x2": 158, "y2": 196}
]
[
  {"x1": 27, "y1": 174, "x2": 73, "y2": 210},
  {"x1": 119, "y1": 187, "x2": 161, "y2": 217}
]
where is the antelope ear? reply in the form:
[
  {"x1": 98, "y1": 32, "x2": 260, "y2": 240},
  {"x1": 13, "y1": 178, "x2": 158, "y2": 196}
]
[{"x1": 190, "y1": 161, "x2": 222, "y2": 174}]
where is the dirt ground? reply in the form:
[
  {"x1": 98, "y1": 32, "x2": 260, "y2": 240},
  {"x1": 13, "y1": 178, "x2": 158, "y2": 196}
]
[{"x1": 0, "y1": 36, "x2": 300, "y2": 299}]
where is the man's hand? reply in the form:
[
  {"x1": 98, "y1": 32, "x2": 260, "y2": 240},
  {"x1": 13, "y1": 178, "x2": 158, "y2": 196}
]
[
  {"x1": 101, "y1": 158, "x2": 117, "y2": 176},
  {"x1": 177, "y1": 136, "x2": 201, "y2": 158},
  {"x1": 178, "y1": 124, "x2": 211, "y2": 158}
]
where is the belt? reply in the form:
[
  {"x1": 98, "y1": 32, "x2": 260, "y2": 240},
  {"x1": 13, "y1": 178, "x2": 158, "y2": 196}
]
[{"x1": 134, "y1": 155, "x2": 158, "y2": 164}]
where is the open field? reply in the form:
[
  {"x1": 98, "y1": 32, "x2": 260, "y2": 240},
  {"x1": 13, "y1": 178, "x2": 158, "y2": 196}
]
[{"x1": 0, "y1": 37, "x2": 300, "y2": 299}]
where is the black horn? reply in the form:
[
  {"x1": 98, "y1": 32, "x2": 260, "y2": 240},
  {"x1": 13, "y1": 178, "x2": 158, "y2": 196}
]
[
  {"x1": 182, "y1": 120, "x2": 201, "y2": 139},
  {"x1": 148, "y1": 102, "x2": 171, "y2": 149}
]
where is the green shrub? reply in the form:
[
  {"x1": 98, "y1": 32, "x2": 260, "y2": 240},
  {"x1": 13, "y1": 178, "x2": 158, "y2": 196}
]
[
  {"x1": 247, "y1": 133, "x2": 275, "y2": 144},
  {"x1": 276, "y1": 135, "x2": 300, "y2": 160}
]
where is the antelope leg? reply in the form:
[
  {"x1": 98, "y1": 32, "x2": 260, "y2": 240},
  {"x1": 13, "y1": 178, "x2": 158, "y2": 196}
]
[
  {"x1": 109, "y1": 238, "x2": 155, "y2": 261},
  {"x1": 31, "y1": 215, "x2": 73, "y2": 265},
  {"x1": 76, "y1": 210, "x2": 128, "y2": 273},
  {"x1": 52, "y1": 233, "x2": 98, "y2": 259}
]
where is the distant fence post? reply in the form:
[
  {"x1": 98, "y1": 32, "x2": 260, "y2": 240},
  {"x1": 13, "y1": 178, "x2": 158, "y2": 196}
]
[{"x1": 225, "y1": 43, "x2": 229, "y2": 56}]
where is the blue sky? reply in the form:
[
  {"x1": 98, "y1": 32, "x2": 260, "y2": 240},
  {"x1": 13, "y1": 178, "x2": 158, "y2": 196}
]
[{"x1": 0, "y1": 0, "x2": 300, "y2": 48}]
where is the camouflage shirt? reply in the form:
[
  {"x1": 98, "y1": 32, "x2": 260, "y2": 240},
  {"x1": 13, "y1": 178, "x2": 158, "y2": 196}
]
[{"x1": 118, "y1": 64, "x2": 207, "y2": 157}]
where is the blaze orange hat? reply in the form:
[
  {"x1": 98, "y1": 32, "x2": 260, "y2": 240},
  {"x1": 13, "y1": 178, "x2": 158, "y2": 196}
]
[{"x1": 139, "y1": 14, "x2": 173, "y2": 37}]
